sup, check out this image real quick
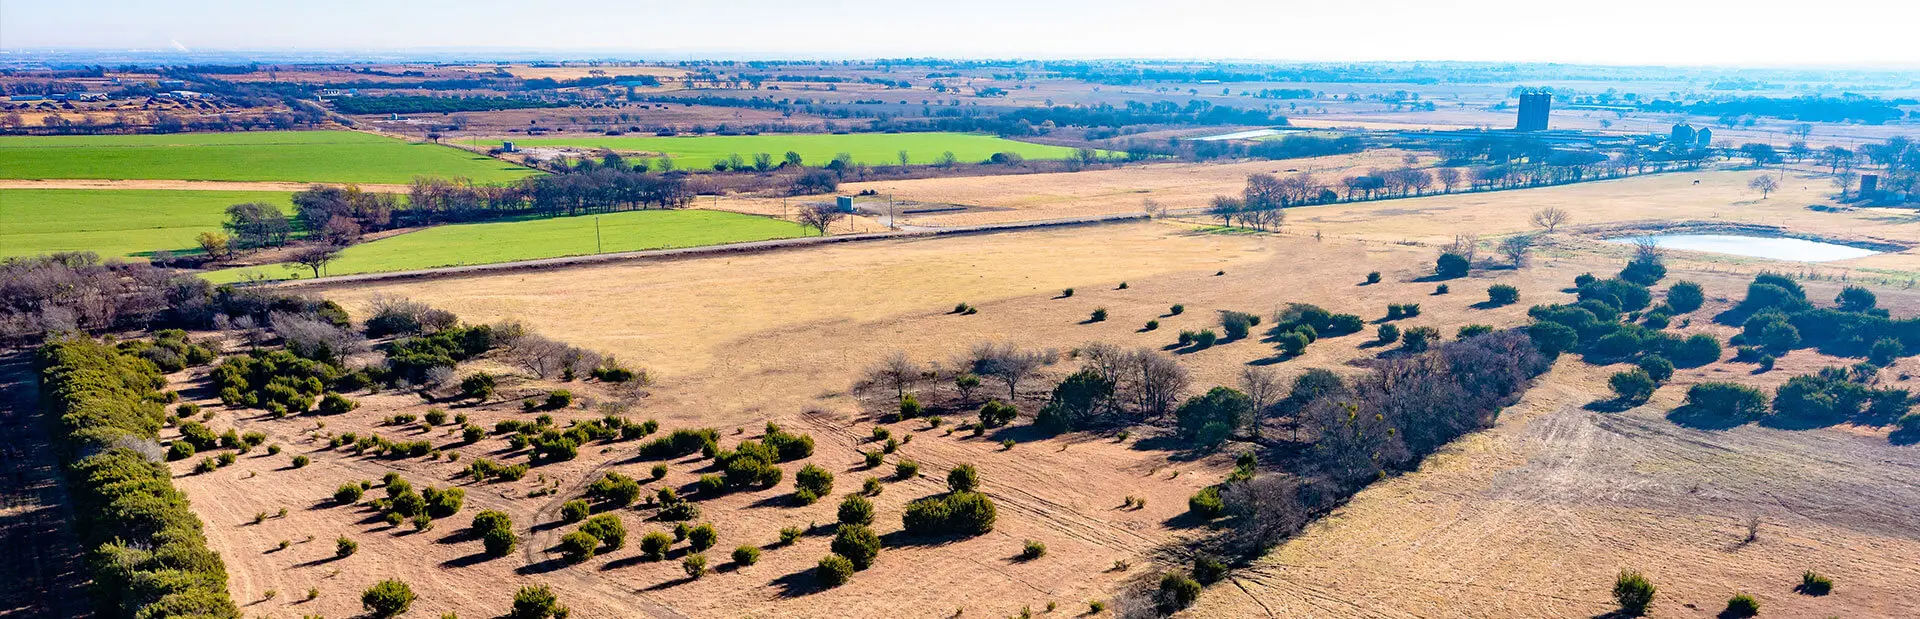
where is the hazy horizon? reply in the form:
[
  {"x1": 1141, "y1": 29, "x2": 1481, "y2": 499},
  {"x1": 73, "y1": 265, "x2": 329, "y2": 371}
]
[{"x1": 5, "y1": 0, "x2": 1919, "y2": 68}]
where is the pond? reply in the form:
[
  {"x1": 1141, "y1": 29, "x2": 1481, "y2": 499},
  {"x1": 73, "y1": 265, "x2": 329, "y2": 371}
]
[
  {"x1": 1192, "y1": 128, "x2": 1283, "y2": 141},
  {"x1": 1606, "y1": 234, "x2": 1881, "y2": 262}
]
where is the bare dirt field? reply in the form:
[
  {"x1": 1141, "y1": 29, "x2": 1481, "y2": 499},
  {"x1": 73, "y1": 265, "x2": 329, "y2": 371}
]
[{"x1": 167, "y1": 169, "x2": 1920, "y2": 618}]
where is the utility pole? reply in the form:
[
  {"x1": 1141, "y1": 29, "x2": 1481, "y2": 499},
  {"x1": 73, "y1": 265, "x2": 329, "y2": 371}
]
[
  {"x1": 888, "y1": 193, "x2": 895, "y2": 230},
  {"x1": 595, "y1": 216, "x2": 602, "y2": 254}
]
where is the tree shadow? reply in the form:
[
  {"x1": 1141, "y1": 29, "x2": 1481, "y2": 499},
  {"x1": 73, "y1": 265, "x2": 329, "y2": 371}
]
[
  {"x1": 438, "y1": 551, "x2": 496, "y2": 569},
  {"x1": 1127, "y1": 435, "x2": 1212, "y2": 462},
  {"x1": 514, "y1": 556, "x2": 573, "y2": 575},
  {"x1": 1757, "y1": 415, "x2": 1843, "y2": 431},
  {"x1": 600, "y1": 554, "x2": 661, "y2": 571},
  {"x1": 1160, "y1": 511, "x2": 1214, "y2": 530},
  {"x1": 1582, "y1": 398, "x2": 1639, "y2": 413},
  {"x1": 293, "y1": 554, "x2": 347, "y2": 568},
  {"x1": 530, "y1": 519, "x2": 568, "y2": 533},
  {"x1": 1590, "y1": 610, "x2": 1643, "y2": 619},
  {"x1": 749, "y1": 494, "x2": 802, "y2": 509},
  {"x1": 435, "y1": 528, "x2": 480, "y2": 544},
  {"x1": 642, "y1": 575, "x2": 699, "y2": 591},
  {"x1": 771, "y1": 568, "x2": 831, "y2": 598},
  {"x1": 1665, "y1": 405, "x2": 1753, "y2": 431},
  {"x1": 1469, "y1": 300, "x2": 1510, "y2": 310}
]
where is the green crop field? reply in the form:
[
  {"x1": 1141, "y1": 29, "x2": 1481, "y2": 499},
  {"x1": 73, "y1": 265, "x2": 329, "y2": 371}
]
[
  {"x1": 203, "y1": 208, "x2": 809, "y2": 283},
  {"x1": 474, "y1": 132, "x2": 1093, "y2": 170},
  {"x1": 0, "y1": 131, "x2": 536, "y2": 184},
  {"x1": 0, "y1": 189, "x2": 294, "y2": 259}
]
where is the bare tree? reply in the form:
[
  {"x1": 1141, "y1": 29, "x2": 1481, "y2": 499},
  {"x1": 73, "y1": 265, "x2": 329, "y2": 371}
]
[
  {"x1": 967, "y1": 341, "x2": 1049, "y2": 401},
  {"x1": 797, "y1": 203, "x2": 846, "y2": 236},
  {"x1": 1834, "y1": 170, "x2": 1858, "y2": 200},
  {"x1": 864, "y1": 350, "x2": 918, "y2": 400},
  {"x1": 288, "y1": 245, "x2": 342, "y2": 279},
  {"x1": 1499, "y1": 234, "x2": 1536, "y2": 267},
  {"x1": 1748, "y1": 175, "x2": 1778, "y2": 199},
  {"x1": 1140, "y1": 198, "x2": 1164, "y2": 219},
  {"x1": 1238, "y1": 366, "x2": 1282, "y2": 438},
  {"x1": 1530, "y1": 206, "x2": 1569, "y2": 233},
  {"x1": 1130, "y1": 349, "x2": 1189, "y2": 419}
]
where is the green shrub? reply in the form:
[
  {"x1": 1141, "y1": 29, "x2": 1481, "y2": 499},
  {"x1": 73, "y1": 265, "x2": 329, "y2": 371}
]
[
  {"x1": 361, "y1": 580, "x2": 416, "y2": 618},
  {"x1": 895, "y1": 458, "x2": 920, "y2": 480},
  {"x1": 978, "y1": 400, "x2": 1018, "y2": 428},
  {"x1": 640, "y1": 531, "x2": 673, "y2": 561},
  {"x1": 637, "y1": 428, "x2": 719, "y2": 459},
  {"x1": 831, "y1": 524, "x2": 882, "y2": 570},
  {"x1": 1366, "y1": 271, "x2": 1381, "y2": 284},
  {"x1": 1188, "y1": 486, "x2": 1224, "y2": 518},
  {"x1": 422, "y1": 486, "x2": 464, "y2": 517},
  {"x1": 1020, "y1": 539, "x2": 1047, "y2": 560},
  {"x1": 586, "y1": 471, "x2": 643, "y2": 507},
  {"x1": 1666, "y1": 281, "x2": 1705, "y2": 313},
  {"x1": 1145, "y1": 319, "x2": 1159, "y2": 331},
  {"x1": 337, "y1": 536, "x2": 358, "y2": 557},
  {"x1": 318, "y1": 392, "x2": 359, "y2": 415},
  {"x1": 480, "y1": 527, "x2": 517, "y2": 557},
  {"x1": 1157, "y1": 572, "x2": 1202, "y2": 613},
  {"x1": 508, "y1": 584, "x2": 566, "y2": 619},
  {"x1": 902, "y1": 491, "x2": 997, "y2": 537},
  {"x1": 651, "y1": 463, "x2": 669, "y2": 479},
  {"x1": 863, "y1": 450, "x2": 884, "y2": 468},
  {"x1": 1377, "y1": 323, "x2": 1400, "y2": 343},
  {"x1": 1090, "y1": 308, "x2": 1108, "y2": 322},
  {"x1": 1192, "y1": 329, "x2": 1218, "y2": 348},
  {"x1": 167, "y1": 440, "x2": 196, "y2": 460},
  {"x1": 1797, "y1": 570, "x2": 1832, "y2": 596},
  {"x1": 1487, "y1": 284, "x2": 1520, "y2": 306},
  {"x1": 545, "y1": 390, "x2": 573, "y2": 409},
  {"x1": 863, "y1": 476, "x2": 883, "y2": 496},
  {"x1": 1721, "y1": 593, "x2": 1759, "y2": 618},
  {"x1": 779, "y1": 526, "x2": 804, "y2": 546},
  {"x1": 1193, "y1": 555, "x2": 1228, "y2": 585},
  {"x1": 1613, "y1": 569, "x2": 1656, "y2": 615},
  {"x1": 733, "y1": 545, "x2": 761, "y2": 566},
  {"x1": 1684, "y1": 382, "x2": 1769, "y2": 423},
  {"x1": 1609, "y1": 369, "x2": 1657, "y2": 403},
  {"x1": 838, "y1": 494, "x2": 876, "y2": 526},
  {"x1": 682, "y1": 553, "x2": 709, "y2": 579},
  {"x1": 581, "y1": 514, "x2": 626, "y2": 550},
  {"x1": 558, "y1": 530, "x2": 599, "y2": 563},
  {"x1": 561, "y1": 499, "x2": 590, "y2": 523},
  {"x1": 1636, "y1": 355, "x2": 1674, "y2": 382},
  {"x1": 688, "y1": 522, "x2": 717, "y2": 551},
  {"x1": 795, "y1": 464, "x2": 834, "y2": 500},
  {"x1": 817, "y1": 554, "x2": 855, "y2": 587},
  {"x1": 1401, "y1": 326, "x2": 1439, "y2": 352}
]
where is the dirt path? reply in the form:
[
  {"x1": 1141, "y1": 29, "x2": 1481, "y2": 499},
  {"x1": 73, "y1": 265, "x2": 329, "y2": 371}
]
[
  {"x1": 0, "y1": 178, "x2": 410, "y2": 193},
  {"x1": 0, "y1": 352, "x2": 92, "y2": 619}
]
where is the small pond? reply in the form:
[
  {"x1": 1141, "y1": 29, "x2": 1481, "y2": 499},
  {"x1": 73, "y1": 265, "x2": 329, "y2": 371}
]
[
  {"x1": 1605, "y1": 234, "x2": 1881, "y2": 262},
  {"x1": 1192, "y1": 128, "x2": 1283, "y2": 141}
]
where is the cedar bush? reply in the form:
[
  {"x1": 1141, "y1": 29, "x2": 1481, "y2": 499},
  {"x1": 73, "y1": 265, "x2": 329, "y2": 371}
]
[
  {"x1": 581, "y1": 514, "x2": 627, "y2": 550},
  {"x1": 947, "y1": 463, "x2": 980, "y2": 492},
  {"x1": 561, "y1": 499, "x2": 590, "y2": 523},
  {"x1": 838, "y1": 494, "x2": 876, "y2": 526},
  {"x1": 361, "y1": 580, "x2": 415, "y2": 618},
  {"x1": 795, "y1": 464, "x2": 834, "y2": 500},
  {"x1": 732, "y1": 545, "x2": 761, "y2": 566},
  {"x1": 1613, "y1": 569, "x2": 1656, "y2": 615},
  {"x1": 508, "y1": 584, "x2": 566, "y2": 619},
  {"x1": 683, "y1": 553, "x2": 709, "y2": 579},
  {"x1": 640, "y1": 531, "x2": 673, "y2": 561},
  {"x1": 817, "y1": 554, "x2": 855, "y2": 587},
  {"x1": 688, "y1": 522, "x2": 718, "y2": 551},
  {"x1": 558, "y1": 530, "x2": 599, "y2": 563},
  {"x1": 831, "y1": 524, "x2": 882, "y2": 570}
]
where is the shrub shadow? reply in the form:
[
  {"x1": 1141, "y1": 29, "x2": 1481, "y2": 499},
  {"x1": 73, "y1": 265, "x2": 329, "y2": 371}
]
[
  {"x1": 772, "y1": 569, "x2": 829, "y2": 598},
  {"x1": 438, "y1": 551, "x2": 495, "y2": 569},
  {"x1": 1664, "y1": 405, "x2": 1752, "y2": 431},
  {"x1": 514, "y1": 556, "x2": 572, "y2": 575}
]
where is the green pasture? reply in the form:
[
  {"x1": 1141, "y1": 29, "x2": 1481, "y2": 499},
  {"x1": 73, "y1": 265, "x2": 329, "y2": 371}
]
[
  {"x1": 0, "y1": 130, "x2": 535, "y2": 184},
  {"x1": 473, "y1": 132, "x2": 1094, "y2": 170},
  {"x1": 203, "y1": 208, "x2": 808, "y2": 283},
  {"x1": 0, "y1": 189, "x2": 293, "y2": 259}
]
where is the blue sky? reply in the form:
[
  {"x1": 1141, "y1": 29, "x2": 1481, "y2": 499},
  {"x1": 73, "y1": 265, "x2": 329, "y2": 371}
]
[{"x1": 4, "y1": 0, "x2": 1917, "y2": 66}]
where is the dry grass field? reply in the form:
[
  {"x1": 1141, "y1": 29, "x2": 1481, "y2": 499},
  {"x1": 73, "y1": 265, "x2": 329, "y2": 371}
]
[{"x1": 162, "y1": 168, "x2": 1920, "y2": 618}]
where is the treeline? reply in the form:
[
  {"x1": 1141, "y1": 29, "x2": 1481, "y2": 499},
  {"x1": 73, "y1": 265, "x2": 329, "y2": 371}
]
[
  {"x1": 1639, "y1": 96, "x2": 1913, "y2": 125},
  {"x1": 1111, "y1": 134, "x2": 1363, "y2": 163},
  {"x1": 633, "y1": 94, "x2": 1285, "y2": 133},
  {"x1": 39, "y1": 337, "x2": 241, "y2": 619},
  {"x1": 331, "y1": 95, "x2": 563, "y2": 115},
  {"x1": 400, "y1": 164, "x2": 695, "y2": 226}
]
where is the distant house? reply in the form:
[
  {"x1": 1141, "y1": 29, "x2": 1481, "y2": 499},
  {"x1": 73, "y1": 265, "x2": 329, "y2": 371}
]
[{"x1": 8, "y1": 95, "x2": 45, "y2": 102}]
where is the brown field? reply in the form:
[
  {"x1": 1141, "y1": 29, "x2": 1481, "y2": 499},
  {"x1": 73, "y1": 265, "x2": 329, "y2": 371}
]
[{"x1": 159, "y1": 168, "x2": 1920, "y2": 618}]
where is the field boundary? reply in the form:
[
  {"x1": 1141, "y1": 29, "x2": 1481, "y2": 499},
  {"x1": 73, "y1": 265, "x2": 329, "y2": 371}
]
[{"x1": 276, "y1": 212, "x2": 1150, "y2": 289}]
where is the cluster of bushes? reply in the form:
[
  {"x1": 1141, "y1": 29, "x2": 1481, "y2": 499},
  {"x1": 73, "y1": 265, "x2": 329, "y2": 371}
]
[
  {"x1": 637, "y1": 427, "x2": 720, "y2": 459},
  {"x1": 586, "y1": 471, "x2": 644, "y2": 507},
  {"x1": 1681, "y1": 382, "x2": 1771, "y2": 424},
  {"x1": 1383, "y1": 303, "x2": 1422, "y2": 321},
  {"x1": 712, "y1": 425, "x2": 814, "y2": 491},
  {"x1": 211, "y1": 349, "x2": 346, "y2": 416},
  {"x1": 327, "y1": 431, "x2": 433, "y2": 459},
  {"x1": 472, "y1": 511, "x2": 516, "y2": 556},
  {"x1": 381, "y1": 323, "x2": 500, "y2": 384},
  {"x1": 37, "y1": 336, "x2": 240, "y2": 618},
  {"x1": 1176, "y1": 328, "x2": 1220, "y2": 349},
  {"x1": 1527, "y1": 271, "x2": 1722, "y2": 367},
  {"x1": 1218, "y1": 311, "x2": 1261, "y2": 340},
  {"x1": 1768, "y1": 367, "x2": 1911, "y2": 429},
  {"x1": 1608, "y1": 355, "x2": 1674, "y2": 404},
  {"x1": 1727, "y1": 277, "x2": 1917, "y2": 361},
  {"x1": 116, "y1": 329, "x2": 216, "y2": 373},
  {"x1": 1188, "y1": 453, "x2": 1257, "y2": 518},
  {"x1": 559, "y1": 514, "x2": 627, "y2": 563},
  {"x1": 465, "y1": 457, "x2": 530, "y2": 482},
  {"x1": 901, "y1": 465, "x2": 997, "y2": 537},
  {"x1": 1486, "y1": 284, "x2": 1520, "y2": 306}
]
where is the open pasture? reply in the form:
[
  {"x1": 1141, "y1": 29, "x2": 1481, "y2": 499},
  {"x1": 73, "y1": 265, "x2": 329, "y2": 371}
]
[
  {"x1": 0, "y1": 131, "x2": 536, "y2": 184},
  {"x1": 0, "y1": 189, "x2": 292, "y2": 259},
  {"x1": 477, "y1": 132, "x2": 1093, "y2": 170},
  {"x1": 205, "y1": 208, "x2": 810, "y2": 283}
]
